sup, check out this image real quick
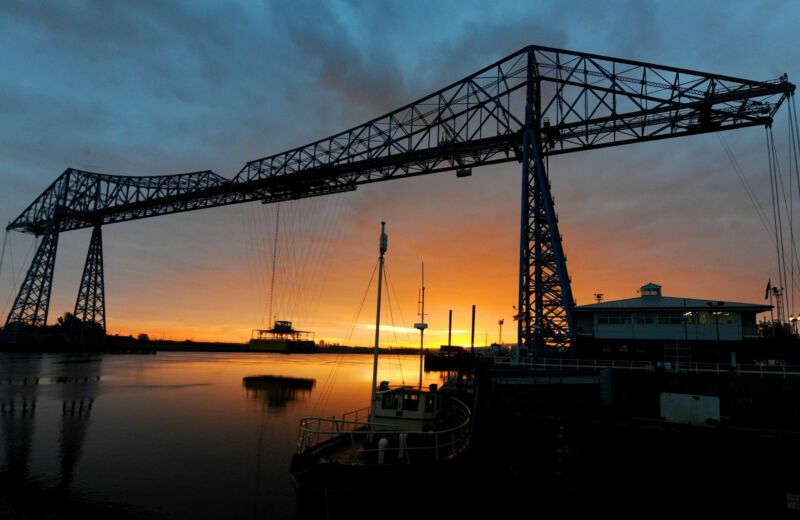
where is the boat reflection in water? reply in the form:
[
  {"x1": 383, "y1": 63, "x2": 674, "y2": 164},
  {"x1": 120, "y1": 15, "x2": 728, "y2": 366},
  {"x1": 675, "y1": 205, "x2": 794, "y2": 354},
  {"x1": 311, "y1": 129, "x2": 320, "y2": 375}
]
[{"x1": 242, "y1": 375, "x2": 315, "y2": 409}]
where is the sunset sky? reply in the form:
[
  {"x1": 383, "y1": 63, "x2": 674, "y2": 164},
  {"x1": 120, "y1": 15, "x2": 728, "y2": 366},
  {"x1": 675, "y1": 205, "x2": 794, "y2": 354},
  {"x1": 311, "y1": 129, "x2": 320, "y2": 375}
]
[{"x1": 1, "y1": 0, "x2": 799, "y2": 346}]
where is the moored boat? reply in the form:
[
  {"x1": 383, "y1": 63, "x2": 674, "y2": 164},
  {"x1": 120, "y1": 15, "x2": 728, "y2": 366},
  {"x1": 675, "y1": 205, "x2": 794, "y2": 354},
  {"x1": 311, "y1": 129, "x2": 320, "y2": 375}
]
[{"x1": 289, "y1": 222, "x2": 473, "y2": 493}]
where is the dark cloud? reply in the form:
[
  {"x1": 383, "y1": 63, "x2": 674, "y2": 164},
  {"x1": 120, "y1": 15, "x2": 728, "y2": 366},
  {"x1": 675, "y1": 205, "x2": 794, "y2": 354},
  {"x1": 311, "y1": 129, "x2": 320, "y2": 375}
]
[{"x1": 0, "y1": 0, "x2": 798, "y2": 337}]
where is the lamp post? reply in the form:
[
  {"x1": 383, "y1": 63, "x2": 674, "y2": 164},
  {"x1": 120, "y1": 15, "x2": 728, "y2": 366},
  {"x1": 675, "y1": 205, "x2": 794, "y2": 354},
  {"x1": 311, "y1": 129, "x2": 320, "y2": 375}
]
[{"x1": 498, "y1": 319, "x2": 504, "y2": 345}]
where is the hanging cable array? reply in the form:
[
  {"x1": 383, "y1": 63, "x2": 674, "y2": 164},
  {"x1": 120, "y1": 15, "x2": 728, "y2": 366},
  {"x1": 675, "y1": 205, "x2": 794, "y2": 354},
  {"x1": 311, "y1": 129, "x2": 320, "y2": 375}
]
[
  {"x1": 267, "y1": 202, "x2": 280, "y2": 326},
  {"x1": 311, "y1": 259, "x2": 378, "y2": 418},
  {"x1": 767, "y1": 126, "x2": 789, "y2": 323},
  {"x1": 760, "y1": 94, "x2": 800, "y2": 326}
]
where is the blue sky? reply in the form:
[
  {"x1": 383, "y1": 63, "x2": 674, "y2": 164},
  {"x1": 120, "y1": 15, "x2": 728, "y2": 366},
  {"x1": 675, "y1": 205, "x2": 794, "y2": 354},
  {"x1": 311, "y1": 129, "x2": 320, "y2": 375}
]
[{"x1": 0, "y1": 0, "x2": 799, "y2": 343}]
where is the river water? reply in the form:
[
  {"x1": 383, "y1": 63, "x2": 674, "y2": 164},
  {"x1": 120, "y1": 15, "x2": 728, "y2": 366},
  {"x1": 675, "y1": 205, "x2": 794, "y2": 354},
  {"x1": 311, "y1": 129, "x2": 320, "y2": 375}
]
[{"x1": 0, "y1": 352, "x2": 445, "y2": 519}]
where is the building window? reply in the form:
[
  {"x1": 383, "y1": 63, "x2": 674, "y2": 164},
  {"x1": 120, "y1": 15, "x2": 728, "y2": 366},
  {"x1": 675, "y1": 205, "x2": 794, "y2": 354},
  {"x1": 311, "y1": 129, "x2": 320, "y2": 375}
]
[
  {"x1": 619, "y1": 345, "x2": 628, "y2": 353},
  {"x1": 382, "y1": 393, "x2": 398, "y2": 410},
  {"x1": 698, "y1": 311, "x2": 710, "y2": 326},
  {"x1": 635, "y1": 313, "x2": 656, "y2": 325},
  {"x1": 602, "y1": 344, "x2": 611, "y2": 353},
  {"x1": 714, "y1": 312, "x2": 733, "y2": 325},
  {"x1": 684, "y1": 311, "x2": 695, "y2": 324},
  {"x1": 599, "y1": 312, "x2": 632, "y2": 324},
  {"x1": 636, "y1": 345, "x2": 645, "y2": 353},
  {"x1": 658, "y1": 312, "x2": 685, "y2": 325}
]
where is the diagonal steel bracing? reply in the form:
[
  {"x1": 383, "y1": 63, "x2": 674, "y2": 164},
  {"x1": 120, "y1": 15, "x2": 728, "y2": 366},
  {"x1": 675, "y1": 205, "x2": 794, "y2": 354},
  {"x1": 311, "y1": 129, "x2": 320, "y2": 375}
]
[
  {"x1": 72, "y1": 225, "x2": 106, "y2": 337},
  {"x1": 2, "y1": 45, "x2": 796, "y2": 349},
  {"x1": 4, "y1": 220, "x2": 60, "y2": 334}
]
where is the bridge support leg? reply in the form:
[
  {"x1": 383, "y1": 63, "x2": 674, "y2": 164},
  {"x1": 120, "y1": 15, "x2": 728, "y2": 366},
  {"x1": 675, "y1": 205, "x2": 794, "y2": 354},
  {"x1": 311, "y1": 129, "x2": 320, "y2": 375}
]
[
  {"x1": 72, "y1": 225, "x2": 106, "y2": 341},
  {"x1": 4, "y1": 220, "x2": 61, "y2": 338},
  {"x1": 518, "y1": 128, "x2": 576, "y2": 353}
]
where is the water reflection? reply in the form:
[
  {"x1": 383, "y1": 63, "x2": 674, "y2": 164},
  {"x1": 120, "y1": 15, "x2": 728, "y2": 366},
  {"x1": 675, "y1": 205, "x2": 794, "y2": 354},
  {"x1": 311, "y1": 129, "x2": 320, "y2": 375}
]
[
  {"x1": 1, "y1": 355, "x2": 41, "y2": 492},
  {"x1": 243, "y1": 375, "x2": 315, "y2": 409},
  {"x1": 0, "y1": 352, "x2": 447, "y2": 519},
  {"x1": 52, "y1": 359, "x2": 102, "y2": 489}
]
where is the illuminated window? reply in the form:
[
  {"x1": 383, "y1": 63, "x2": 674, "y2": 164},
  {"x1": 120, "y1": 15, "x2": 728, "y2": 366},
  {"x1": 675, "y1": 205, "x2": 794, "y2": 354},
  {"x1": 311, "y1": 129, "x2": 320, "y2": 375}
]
[
  {"x1": 684, "y1": 311, "x2": 695, "y2": 324},
  {"x1": 424, "y1": 395, "x2": 436, "y2": 413},
  {"x1": 698, "y1": 312, "x2": 710, "y2": 325},
  {"x1": 714, "y1": 312, "x2": 733, "y2": 325},
  {"x1": 619, "y1": 345, "x2": 628, "y2": 352}
]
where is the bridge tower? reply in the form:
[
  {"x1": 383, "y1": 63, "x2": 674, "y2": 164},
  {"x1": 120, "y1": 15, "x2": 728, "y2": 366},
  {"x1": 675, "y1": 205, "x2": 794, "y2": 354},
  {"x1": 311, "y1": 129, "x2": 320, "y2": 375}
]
[
  {"x1": 517, "y1": 49, "x2": 575, "y2": 353},
  {"x1": 72, "y1": 224, "x2": 106, "y2": 340}
]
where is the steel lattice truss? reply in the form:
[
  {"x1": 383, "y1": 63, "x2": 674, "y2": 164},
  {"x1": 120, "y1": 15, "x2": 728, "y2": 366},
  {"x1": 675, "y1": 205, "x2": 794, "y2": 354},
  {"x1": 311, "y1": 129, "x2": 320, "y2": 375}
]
[
  {"x1": 72, "y1": 225, "x2": 106, "y2": 335},
  {"x1": 3, "y1": 45, "x2": 795, "y2": 349},
  {"x1": 5, "y1": 220, "x2": 60, "y2": 329},
  {"x1": 8, "y1": 46, "x2": 793, "y2": 235}
]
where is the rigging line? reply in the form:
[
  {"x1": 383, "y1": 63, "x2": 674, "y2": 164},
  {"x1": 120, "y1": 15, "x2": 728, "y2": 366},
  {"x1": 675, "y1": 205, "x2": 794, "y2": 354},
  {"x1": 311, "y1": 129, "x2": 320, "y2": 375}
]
[
  {"x1": 314, "y1": 221, "x2": 384, "y2": 414},
  {"x1": 267, "y1": 202, "x2": 280, "y2": 326},
  {"x1": 3, "y1": 235, "x2": 35, "y2": 320},
  {"x1": 788, "y1": 98, "x2": 800, "y2": 314},
  {"x1": 772, "y1": 128, "x2": 794, "y2": 320},
  {"x1": 767, "y1": 127, "x2": 789, "y2": 322},
  {"x1": 343, "y1": 260, "x2": 379, "y2": 346},
  {"x1": 767, "y1": 103, "x2": 800, "y2": 297},
  {"x1": 717, "y1": 135, "x2": 775, "y2": 240},
  {"x1": 788, "y1": 104, "x2": 800, "y2": 318},
  {"x1": 0, "y1": 231, "x2": 7, "y2": 287},
  {"x1": 382, "y1": 261, "x2": 405, "y2": 385},
  {"x1": 311, "y1": 352, "x2": 343, "y2": 418},
  {"x1": 384, "y1": 258, "x2": 413, "y2": 347}
]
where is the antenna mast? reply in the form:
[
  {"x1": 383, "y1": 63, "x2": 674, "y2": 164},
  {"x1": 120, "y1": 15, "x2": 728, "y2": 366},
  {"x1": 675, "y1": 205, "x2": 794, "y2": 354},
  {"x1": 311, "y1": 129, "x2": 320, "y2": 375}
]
[
  {"x1": 414, "y1": 262, "x2": 428, "y2": 388},
  {"x1": 370, "y1": 222, "x2": 388, "y2": 411}
]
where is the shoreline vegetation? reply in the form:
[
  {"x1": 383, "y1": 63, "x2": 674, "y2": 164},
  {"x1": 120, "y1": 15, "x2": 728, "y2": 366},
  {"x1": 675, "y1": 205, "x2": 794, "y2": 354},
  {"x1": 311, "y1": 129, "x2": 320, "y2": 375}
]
[{"x1": 0, "y1": 333, "x2": 443, "y2": 354}]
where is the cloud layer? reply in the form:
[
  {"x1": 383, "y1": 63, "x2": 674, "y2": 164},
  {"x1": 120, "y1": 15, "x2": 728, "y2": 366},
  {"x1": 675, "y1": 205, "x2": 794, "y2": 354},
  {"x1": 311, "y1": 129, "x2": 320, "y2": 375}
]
[{"x1": 0, "y1": 0, "x2": 798, "y2": 344}]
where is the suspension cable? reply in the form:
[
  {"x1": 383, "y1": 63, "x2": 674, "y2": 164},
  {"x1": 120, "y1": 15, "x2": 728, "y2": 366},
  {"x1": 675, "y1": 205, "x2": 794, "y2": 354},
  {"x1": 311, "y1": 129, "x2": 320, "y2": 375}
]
[
  {"x1": 267, "y1": 202, "x2": 280, "y2": 327},
  {"x1": 718, "y1": 134, "x2": 775, "y2": 240},
  {"x1": 767, "y1": 126, "x2": 791, "y2": 323},
  {"x1": 0, "y1": 231, "x2": 7, "y2": 288}
]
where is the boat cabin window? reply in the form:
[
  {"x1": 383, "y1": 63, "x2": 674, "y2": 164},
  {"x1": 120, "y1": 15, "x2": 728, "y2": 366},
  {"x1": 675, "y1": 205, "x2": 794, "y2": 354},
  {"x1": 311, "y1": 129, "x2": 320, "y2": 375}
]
[
  {"x1": 382, "y1": 392, "x2": 398, "y2": 410},
  {"x1": 402, "y1": 393, "x2": 419, "y2": 411},
  {"x1": 424, "y1": 394, "x2": 436, "y2": 413}
]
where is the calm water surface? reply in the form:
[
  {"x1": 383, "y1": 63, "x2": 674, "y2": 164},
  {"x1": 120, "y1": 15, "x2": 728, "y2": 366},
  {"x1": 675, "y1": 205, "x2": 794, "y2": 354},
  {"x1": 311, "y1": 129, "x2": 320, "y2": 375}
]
[{"x1": 0, "y1": 352, "x2": 444, "y2": 519}]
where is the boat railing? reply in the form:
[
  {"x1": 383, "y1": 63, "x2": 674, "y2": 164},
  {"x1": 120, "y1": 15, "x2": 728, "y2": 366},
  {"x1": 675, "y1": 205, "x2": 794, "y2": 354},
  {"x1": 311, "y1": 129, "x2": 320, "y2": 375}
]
[{"x1": 297, "y1": 398, "x2": 472, "y2": 464}]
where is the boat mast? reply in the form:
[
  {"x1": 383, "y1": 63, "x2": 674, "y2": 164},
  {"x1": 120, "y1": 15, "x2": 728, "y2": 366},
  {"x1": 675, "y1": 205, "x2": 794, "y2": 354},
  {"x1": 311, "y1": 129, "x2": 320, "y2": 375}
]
[
  {"x1": 370, "y1": 222, "x2": 388, "y2": 409},
  {"x1": 415, "y1": 262, "x2": 427, "y2": 388}
]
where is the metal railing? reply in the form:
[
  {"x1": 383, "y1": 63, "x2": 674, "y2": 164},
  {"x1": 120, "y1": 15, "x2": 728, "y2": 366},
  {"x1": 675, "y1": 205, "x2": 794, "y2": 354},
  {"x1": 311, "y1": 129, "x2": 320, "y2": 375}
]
[
  {"x1": 492, "y1": 358, "x2": 800, "y2": 378},
  {"x1": 296, "y1": 398, "x2": 472, "y2": 464},
  {"x1": 494, "y1": 358, "x2": 653, "y2": 372}
]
